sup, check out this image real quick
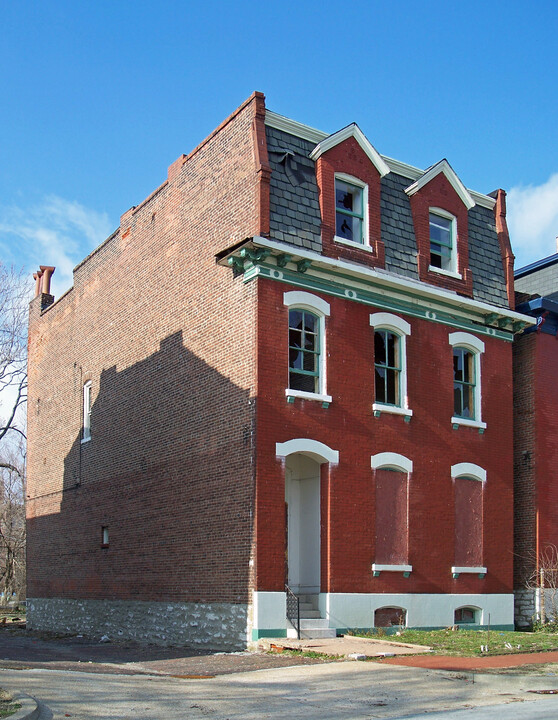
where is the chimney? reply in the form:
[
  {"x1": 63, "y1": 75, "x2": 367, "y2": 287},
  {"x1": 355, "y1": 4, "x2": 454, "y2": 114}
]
[{"x1": 33, "y1": 266, "x2": 56, "y2": 310}]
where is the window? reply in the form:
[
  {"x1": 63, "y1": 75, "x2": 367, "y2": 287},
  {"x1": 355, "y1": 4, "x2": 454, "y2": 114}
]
[
  {"x1": 371, "y1": 453, "x2": 412, "y2": 576},
  {"x1": 283, "y1": 291, "x2": 332, "y2": 403},
  {"x1": 451, "y1": 463, "x2": 486, "y2": 577},
  {"x1": 375, "y1": 330, "x2": 400, "y2": 405},
  {"x1": 82, "y1": 380, "x2": 92, "y2": 442},
  {"x1": 429, "y1": 209, "x2": 457, "y2": 273},
  {"x1": 288, "y1": 309, "x2": 320, "y2": 393},
  {"x1": 453, "y1": 348, "x2": 474, "y2": 419},
  {"x1": 334, "y1": 174, "x2": 368, "y2": 247},
  {"x1": 449, "y1": 333, "x2": 485, "y2": 429},
  {"x1": 370, "y1": 313, "x2": 412, "y2": 417},
  {"x1": 454, "y1": 606, "x2": 477, "y2": 624},
  {"x1": 101, "y1": 526, "x2": 109, "y2": 548},
  {"x1": 375, "y1": 607, "x2": 407, "y2": 628}
]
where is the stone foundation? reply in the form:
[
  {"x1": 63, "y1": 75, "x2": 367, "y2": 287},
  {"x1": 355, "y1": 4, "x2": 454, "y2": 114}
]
[
  {"x1": 515, "y1": 588, "x2": 558, "y2": 628},
  {"x1": 27, "y1": 598, "x2": 248, "y2": 650}
]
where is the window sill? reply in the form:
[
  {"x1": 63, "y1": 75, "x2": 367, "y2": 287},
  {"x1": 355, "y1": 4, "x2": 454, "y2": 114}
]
[
  {"x1": 81, "y1": 437, "x2": 91, "y2": 445},
  {"x1": 451, "y1": 417, "x2": 487, "y2": 431},
  {"x1": 452, "y1": 566, "x2": 487, "y2": 579},
  {"x1": 373, "y1": 403, "x2": 413, "y2": 419},
  {"x1": 372, "y1": 563, "x2": 412, "y2": 577},
  {"x1": 286, "y1": 389, "x2": 333, "y2": 405},
  {"x1": 428, "y1": 265, "x2": 462, "y2": 280},
  {"x1": 334, "y1": 236, "x2": 374, "y2": 253}
]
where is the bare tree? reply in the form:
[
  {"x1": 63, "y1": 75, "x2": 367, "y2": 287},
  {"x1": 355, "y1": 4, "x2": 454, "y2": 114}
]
[
  {"x1": 0, "y1": 263, "x2": 28, "y2": 602},
  {"x1": 524, "y1": 544, "x2": 558, "y2": 626}
]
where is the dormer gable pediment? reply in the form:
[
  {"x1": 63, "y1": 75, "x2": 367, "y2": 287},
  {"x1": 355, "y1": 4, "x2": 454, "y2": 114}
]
[
  {"x1": 404, "y1": 159, "x2": 475, "y2": 210},
  {"x1": 309, "y1": 124, "x2": 390, "y2": 178}
]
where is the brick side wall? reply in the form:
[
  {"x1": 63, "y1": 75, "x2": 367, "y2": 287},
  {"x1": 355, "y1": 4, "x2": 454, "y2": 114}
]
[
  {"x1": 513, "y1": 332, "x2": 537, "y2": 588},
  {"x1": 255, "y1": 278, "x2": 514, "y2": 596},
  {"x1": 27, "y1": 94, "x2": 262, "y2": 605}
]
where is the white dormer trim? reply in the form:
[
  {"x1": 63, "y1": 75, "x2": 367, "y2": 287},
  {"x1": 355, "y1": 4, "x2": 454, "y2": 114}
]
[
  {"x1": 309, "y1": 124, "x2": 390, "y2": 178},
  {"x1": 404, "y1": 160, "x2": 476, "y2": 210}
]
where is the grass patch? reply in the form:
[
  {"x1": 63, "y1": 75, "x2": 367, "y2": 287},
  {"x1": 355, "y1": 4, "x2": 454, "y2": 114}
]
[
  {"x1": 350, "y1": 628, "x2": 558, "y2": 657},
  {"x1": 0, "y1": 690, "x2": 21, "y2": 718},
  {"x1": 269, "y1": 648, "x2": 340, "y2": 661}
]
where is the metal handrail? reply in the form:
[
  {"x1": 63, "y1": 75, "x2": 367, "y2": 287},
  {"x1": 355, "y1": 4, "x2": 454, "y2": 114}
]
[{"x1": 285, "y1": 584, "x2": 300, "y2": 639}]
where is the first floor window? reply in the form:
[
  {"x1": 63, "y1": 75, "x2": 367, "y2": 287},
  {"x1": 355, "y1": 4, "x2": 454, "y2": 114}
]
[
  {"x1": 375, "y1": 468, "x2": 409, "y2": 565},
  {"x1": 453, "y1": 347, "x2": 475, "y2": 419},
  {"x1": 375, "y1": 329, "x2": 401, "y2": 406},
  {"x1": 82, "y1": 380, "x2": 92, "y2": 442},
  {"x1": 288, "y1": 309, "x2": 320, "y2": 393},
  {"x1": 454, "y1": 475, "x2": 483, "y2": 568},
  {"x1": 335, "y1": 177, "x2": 365, "y2": 244}
]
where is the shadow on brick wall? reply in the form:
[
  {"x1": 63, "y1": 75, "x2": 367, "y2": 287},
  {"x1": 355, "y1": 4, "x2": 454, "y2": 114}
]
[{"x1": 28, "y1": 330, "x2": 255, "y2": 606}]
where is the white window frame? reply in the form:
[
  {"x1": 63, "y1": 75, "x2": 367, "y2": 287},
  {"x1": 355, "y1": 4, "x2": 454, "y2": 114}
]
[
  {"x1": 284, "y1": 291, "x2": 332, "y2": 404},
  {"x1": 370, "y1": 313, "x2": 412, "y2": 417},
  {"x1": 429, "y1": 208, "x2": 461, "y2": 277},
  {"x1": 334, "y1": 173, "x2": 370, "y2": 251},
  {"x1": 449, "y1": 332, "x2": 486, "y2": 429},
  {"x1": 82, "y1": 380, "x2": 92, "y2": 443}
]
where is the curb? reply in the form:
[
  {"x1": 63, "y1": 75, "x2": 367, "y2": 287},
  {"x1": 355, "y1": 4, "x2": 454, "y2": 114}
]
[{"x1": 7, "y1": 693, "x2": 40, "y2": 720}]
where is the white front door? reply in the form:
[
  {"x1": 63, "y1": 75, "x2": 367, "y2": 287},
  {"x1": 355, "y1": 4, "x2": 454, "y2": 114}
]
[{"x1": 285, "y1": 454, "x2": 320, "y2": 594}]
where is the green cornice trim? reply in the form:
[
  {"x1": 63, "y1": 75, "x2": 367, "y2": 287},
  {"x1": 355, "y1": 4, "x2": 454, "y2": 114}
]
[{"x1": 243, "y1": 263, "x2": 514, "y2": 341}]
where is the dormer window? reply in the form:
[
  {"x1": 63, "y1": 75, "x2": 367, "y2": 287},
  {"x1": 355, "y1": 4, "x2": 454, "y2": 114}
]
[
  {"x1": 429, "y1": 209, "x2": 457, "y2": 273},
  {"x1": 335, "y1": 175, "x2": 367, "y2": 246}
]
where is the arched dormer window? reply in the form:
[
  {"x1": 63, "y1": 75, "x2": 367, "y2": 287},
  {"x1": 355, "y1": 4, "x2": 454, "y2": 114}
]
[
  {"x1": 449, "y1": 332, "x2": 486, "y2": 430},
  {"x1": 370, "y1": 313, "x2": 412, "y2": 418},
  {"x1": 284, "y1": 291, "x2": 332, "y2": 405},
  {"x1": 334, "y1": 173, "x2": 369, "y2": 248},
  {"x1": 429, "y1": 208, "x2": 458, "y2": 276}
]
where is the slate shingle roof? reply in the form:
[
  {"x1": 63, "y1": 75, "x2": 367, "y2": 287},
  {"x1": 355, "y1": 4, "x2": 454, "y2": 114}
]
[{"x1": 265, "y1": 123, "x2": 508, "y2": 308}]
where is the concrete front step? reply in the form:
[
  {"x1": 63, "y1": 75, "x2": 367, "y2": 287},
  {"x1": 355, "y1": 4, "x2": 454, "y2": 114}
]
[{"x1": 287, "y1": 616, "x2": 337, "y2": 639}]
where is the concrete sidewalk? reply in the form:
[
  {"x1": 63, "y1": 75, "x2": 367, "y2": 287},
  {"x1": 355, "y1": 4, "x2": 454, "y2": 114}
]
[{"x1": 258, "y1": 634, "x2": 432, "y2": 658}]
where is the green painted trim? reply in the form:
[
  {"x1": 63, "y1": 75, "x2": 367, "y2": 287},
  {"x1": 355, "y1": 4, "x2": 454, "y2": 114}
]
[
  {"x1": 252, "y1": 629, "x2": 287, "y2": 640},
  {"x1": 242, "y1": 264, "x2": 514, "y2": 342},
  {"x1": 340, "y1": 624, "x2": 515, "y2": 635}
]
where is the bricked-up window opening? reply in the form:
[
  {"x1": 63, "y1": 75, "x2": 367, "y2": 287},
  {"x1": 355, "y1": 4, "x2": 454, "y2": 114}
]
[
  {"x1": 375, "y1": 330, "x2": 401, "y2": 406},
  {"x1": 101, "y1": 526, "x2": 109, "y2": 548},
  {"x1": 288, "y1": 309, "x2": 320, "y2": 393},
  {"x1": 454, "y1": 606, "x2": 477, "y2": 624},
  {"x1": 375, "y1": 468, "x2": 409, "y2": 565},
  {"x1": 453, "y1": 348, "x2": 475, "y2": 419},
  {"x1": 429, "y1": 210, "x2": 455, "y2": 271},
  {"x1": 375, "y1": 606, "x2": 407, "y2": 627},
  {"x1": 82, "y1": 380, "x2": 92, "y2": 442},
  {"x1": 454, "y1": 476, "x2": 483, "y2": 568},
  {"x1": 335, "y1": 178, "x2": 364, "y2": 244}
]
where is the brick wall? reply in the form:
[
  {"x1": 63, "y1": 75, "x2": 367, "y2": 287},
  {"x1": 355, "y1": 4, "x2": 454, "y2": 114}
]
[
  {"x1": 27, "y1": 93, "x2": 265, "y2": 605},
  {"x1": 255, "y1": 278, "x2": 514, "y2": 595}
]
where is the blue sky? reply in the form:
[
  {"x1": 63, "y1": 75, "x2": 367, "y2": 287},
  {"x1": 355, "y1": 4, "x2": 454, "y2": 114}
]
[{"x1": 2, "y1": 1, "x2": 558, "y2": 298}]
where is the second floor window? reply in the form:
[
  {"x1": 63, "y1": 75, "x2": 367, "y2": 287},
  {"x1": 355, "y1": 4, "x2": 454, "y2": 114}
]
[
  {"x1": 288, "y1": 309, "x2": 320, "y2": 394},
  {"x1": 375, "y1": 329, "x2": 401, "y2": 406},
  {"x1": 82, "y1": 380, "x2": 92, "y2": 442},
  {"x1": 453, "y1": 347, "x2": 475, "y2": 419}
]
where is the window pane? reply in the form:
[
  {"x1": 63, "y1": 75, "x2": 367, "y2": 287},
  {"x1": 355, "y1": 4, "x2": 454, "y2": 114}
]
[
  {"x1": 336, "y1": 213, "x2": 355, "y2": 241},
  {"x1": 289, "y1": 371, "x2": 316, "y2": 393},
  {"x1": 386, "y1": 332, "x2": 397, "y2": 368},
  {"x1": 386, "y1": 368, "x2": 398, "y2": 405},
  {"x1": 289, "y1": 310, "x2": 302, "y2": 329},
  {"x1": 375, "y1": 367, "x2": 387, "y2": 404},
  {"x1": 374, "y1": 331, "x2": 387, "y2": 365},
  {"x1": 289, "y1": 328, "x2": 302, "y2": 349}
]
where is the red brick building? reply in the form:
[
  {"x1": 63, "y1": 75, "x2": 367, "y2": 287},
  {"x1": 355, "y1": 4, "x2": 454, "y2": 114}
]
[
  {"x1": 26, "y1": 93, "x2": 532, "y2": 648},
  {"x1": 514, "y1": 254, "x2": 558, "y2": 627}
]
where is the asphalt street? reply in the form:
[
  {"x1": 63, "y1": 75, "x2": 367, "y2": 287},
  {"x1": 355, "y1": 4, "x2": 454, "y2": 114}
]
[{"x1": 2, "y1": 660, "x2": 558, "y2": 719}]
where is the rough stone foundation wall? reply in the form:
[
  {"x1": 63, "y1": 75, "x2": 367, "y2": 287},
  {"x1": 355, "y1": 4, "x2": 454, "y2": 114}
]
[
  {"x1": 515, "y1": 588, "x2": 536, "y2": 628},
  {"x1": 27, "y1": 598, "x2": 249, "y2": 651}
]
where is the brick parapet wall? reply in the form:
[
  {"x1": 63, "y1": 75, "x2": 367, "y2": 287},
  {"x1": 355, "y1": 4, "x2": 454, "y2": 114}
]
[{"x1": 27, "y1": 95, "x2": 263, "y2": 605}]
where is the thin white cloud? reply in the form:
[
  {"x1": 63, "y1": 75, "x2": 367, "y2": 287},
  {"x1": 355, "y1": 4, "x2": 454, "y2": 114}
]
[
  {"x1": 507, "y1": 174, "x2": 558, "y2": 270},
  {"x1": 0, "y1": 196, "x2": 113, "y2": 298}
]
